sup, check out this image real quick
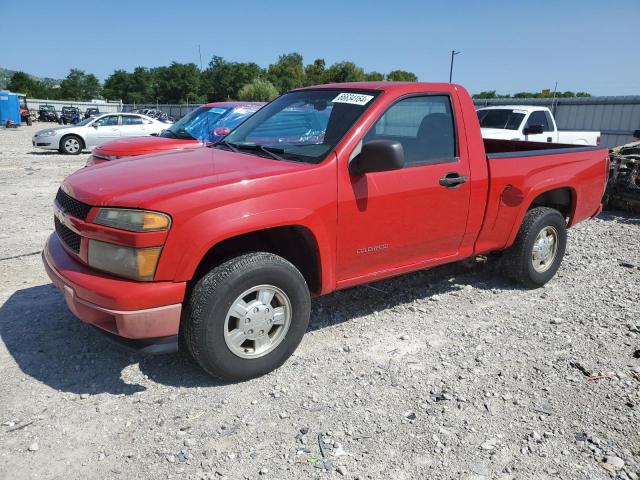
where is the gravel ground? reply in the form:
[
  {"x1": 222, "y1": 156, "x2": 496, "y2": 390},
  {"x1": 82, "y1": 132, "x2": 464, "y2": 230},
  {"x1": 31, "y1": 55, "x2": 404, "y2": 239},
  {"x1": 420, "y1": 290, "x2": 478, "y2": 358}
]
[{"x1": 1, "y1": 124, "x2": 639, "y2": 480}]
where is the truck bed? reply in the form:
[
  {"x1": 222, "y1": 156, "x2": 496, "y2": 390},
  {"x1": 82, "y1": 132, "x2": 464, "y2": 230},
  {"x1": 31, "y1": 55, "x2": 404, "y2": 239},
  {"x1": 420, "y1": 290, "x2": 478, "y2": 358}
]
[
  {"x1": 475, "y1": 138, "x2": 608, "y2": 255},
  {"x1": 483, "y1": 138, "x2": 599, "y2": 158}
]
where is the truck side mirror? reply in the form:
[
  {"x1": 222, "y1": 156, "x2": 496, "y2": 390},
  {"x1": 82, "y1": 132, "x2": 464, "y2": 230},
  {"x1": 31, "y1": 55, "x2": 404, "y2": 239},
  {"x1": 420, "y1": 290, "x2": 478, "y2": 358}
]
[
  {"x1": 633, "y1": 129, "x2": 640, "y2": 139},
  {"x1": 523, "y1": 125, "x2": 544, "y2": 135},
  {"x1": 349, "y1": 139, "x2": 405, "y2": 176}
]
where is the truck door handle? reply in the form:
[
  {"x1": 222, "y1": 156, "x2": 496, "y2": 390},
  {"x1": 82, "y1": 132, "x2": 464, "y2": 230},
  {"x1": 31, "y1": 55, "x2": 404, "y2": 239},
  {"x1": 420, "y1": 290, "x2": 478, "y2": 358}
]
[{"x1": 439, "y1": 172, "x2": 467, "y2": 188}]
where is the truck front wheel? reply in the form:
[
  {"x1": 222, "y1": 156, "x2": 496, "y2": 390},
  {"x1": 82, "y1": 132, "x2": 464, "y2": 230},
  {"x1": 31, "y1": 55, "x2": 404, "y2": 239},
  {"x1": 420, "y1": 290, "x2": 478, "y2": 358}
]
[
  {"x1": 183, "y1": 252, "x2": 311, "y2": 381},
  {"x1": 502, "y1": 207, "x2": 567, "y2": 288}
]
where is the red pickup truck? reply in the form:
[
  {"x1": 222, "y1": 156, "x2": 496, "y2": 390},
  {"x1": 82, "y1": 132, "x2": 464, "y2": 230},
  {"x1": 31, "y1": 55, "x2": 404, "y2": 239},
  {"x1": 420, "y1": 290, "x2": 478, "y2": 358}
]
[{"x1": 44, "y1": 82, "x2": 608, "y2": 380}]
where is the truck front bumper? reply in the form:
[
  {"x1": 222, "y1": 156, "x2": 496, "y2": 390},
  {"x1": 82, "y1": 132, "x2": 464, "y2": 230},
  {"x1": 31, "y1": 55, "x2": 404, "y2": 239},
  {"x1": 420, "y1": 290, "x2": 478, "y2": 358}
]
[{"x1": 43, "y1": 233, "x2": 185, "y2": 348}]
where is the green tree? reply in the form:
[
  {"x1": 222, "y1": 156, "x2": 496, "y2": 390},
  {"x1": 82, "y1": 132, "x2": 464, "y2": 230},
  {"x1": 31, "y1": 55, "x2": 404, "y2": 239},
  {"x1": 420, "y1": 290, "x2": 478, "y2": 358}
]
[
  {"x1": 7, "y1": 71, "x2": 61, "y2": 98},
  {"x1": 128, "y1": 67, "x2": 155, "y2": 103},
  {"x1": 386, "y1": 70, "x2": 418, "y2": 82},
  {"x1": 7, "y1": 72, "x2": 35, "y2": 94},
  {"x1": 201, "y1": 56, "x2": 263, "y2": 101},
  {"x1": 267, "y1": 52, "x2": 305, "y2": 93},
  {"x1": 103, "y1": 69, "x2": 131, "y2": 101},
  {"x1": 153, "y1": 62, "x2": 202, "y2": 104},
  {"x1": 324, "y1": 61, "x2": 365, "y2": 83},
  {"x1": 365, "y1": 71, "x2": 385, "y2": 81},
  {"x1": 238, "y1": 79, "x2": 279, "y2": 101},
  {"x1": 513, "y1": 92, "x2": 535, "y2": 98},
  {"x1": 59, "y1": 69, "x2": 101, "y2": 100},
  {"x1": 472, "y1": 91, "x2": 499, "y2": 99},
  {"x1": 304, "y1": 59, "x2": 326, "y2": 86}
]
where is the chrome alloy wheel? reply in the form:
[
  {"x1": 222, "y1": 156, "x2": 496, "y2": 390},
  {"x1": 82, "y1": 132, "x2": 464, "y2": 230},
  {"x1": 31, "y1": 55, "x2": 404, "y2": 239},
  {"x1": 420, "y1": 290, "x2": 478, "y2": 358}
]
[
  {"x1": 64, "y1": 137, "x2": 81, "y2": 153},
  {"x1": 531, "y1": 226, "x2": 559, "y2": 273},
  {"x1": 223, "y1": 285, "x2": 292, "y2": 359}
]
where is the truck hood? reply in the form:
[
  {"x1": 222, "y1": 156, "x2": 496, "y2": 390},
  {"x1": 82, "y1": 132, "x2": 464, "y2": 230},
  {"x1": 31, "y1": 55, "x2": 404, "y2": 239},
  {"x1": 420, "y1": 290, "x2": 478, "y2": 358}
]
[
  {"x1": 63, "y1": 147, "x2": 309, "y2": 208},
  {"x1": 94, "y1": 136, "x2": 201, "y2": 156}
]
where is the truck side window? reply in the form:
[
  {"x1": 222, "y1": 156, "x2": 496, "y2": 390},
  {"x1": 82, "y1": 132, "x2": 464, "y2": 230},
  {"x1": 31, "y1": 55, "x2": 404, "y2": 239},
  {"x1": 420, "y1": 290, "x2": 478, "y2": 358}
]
[
  {"x1": 544, "y1": 111, "x2": 555, "y2": 131},
  {"x1": 364, "y1": 95, "x2": 456, "y2": 166},
  {"x1": 526, "y1": 111, "x2": 552, "y2": 132}
]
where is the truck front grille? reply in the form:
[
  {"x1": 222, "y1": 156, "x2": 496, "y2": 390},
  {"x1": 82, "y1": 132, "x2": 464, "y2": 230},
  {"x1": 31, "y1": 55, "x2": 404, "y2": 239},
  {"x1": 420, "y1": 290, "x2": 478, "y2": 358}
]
[
  {"x1": 55, "y1": 217, "x2": 81, "y2": 253},
  {"x1": 55, "y1": 188, "x2": 91, "y2": 220}
]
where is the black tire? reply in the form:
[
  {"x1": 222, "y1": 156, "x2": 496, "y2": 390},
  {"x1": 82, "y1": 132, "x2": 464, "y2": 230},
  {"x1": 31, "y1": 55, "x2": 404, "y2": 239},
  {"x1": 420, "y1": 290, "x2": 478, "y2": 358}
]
[
  {"x1": 183, "y1": 252, "x2": 311, "y2": 381},
  {"x1": 501, "y1": 207, "x2": 567, "y2": 288},
  {"x1": 59, "y1": 135, "x2": 83, "y2": 155}
]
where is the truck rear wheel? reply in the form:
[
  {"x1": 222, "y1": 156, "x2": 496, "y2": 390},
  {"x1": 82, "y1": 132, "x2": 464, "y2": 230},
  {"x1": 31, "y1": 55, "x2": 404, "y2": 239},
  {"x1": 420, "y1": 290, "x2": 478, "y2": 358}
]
[
  {"x1": 183, "y1": 252, "x2": 311, "y2": 381},
  {"x1": 502, "y1": 207, "x2": 567, "y2": 288}
]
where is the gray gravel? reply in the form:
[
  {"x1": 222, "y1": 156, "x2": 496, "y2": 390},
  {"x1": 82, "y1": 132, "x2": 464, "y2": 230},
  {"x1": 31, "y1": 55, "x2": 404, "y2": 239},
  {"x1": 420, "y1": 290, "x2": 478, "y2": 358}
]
[{"x1": 1, "y1": 124, "x2": 639, "y2": 480}]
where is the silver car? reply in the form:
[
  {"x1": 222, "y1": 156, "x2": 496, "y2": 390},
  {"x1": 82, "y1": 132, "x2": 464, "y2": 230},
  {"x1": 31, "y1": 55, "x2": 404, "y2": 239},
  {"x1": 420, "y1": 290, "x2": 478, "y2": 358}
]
[{"x1": 32, "y1": 113, "x2": 169, "y2": 155}]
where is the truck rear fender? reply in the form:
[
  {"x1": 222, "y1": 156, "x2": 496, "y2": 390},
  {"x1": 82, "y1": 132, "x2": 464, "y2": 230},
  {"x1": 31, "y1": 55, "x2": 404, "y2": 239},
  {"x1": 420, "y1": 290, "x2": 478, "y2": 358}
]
[
  {"x1": 476, "y1": 170, "x2": 578, "y2": 253},
  {"x1": 504, "y1": 186, "x2": 577, "y2": 247}
]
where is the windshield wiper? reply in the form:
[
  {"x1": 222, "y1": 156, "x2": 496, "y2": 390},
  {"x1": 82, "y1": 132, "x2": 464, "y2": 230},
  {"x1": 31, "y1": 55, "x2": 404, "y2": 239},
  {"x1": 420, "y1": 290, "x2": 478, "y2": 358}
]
[
  {"x1": 231, "y1": 143, "x2": 286, "y2": 161},
  {"x1": 213, "y1": 141, "x2": 287, "y2": 160},
  {"x1": 257, "y1": 145, "x2": 286, "y2": 161},
  {"x1": 213, "y1": 140, "x2": 239, "y2": 152}
]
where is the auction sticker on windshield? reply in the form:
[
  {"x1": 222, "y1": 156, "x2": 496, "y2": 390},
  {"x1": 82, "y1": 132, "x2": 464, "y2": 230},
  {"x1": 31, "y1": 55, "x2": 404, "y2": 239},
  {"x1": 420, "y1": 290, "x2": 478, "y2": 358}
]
[{"x1": 332, "y1": 93, "x2": 374, "y2": 106}]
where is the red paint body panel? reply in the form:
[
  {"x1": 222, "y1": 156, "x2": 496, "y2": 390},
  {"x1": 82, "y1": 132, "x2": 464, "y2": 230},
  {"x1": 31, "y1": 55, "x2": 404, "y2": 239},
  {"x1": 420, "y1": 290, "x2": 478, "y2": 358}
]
[
  {"x1": 43, "y1": 233, "x2": 184, "y2": 338},
  {"x1": 45, "y1": 82, "x2": 608, "y2": 341},
  {"x1": 90, "y1": 136, "x2": 203, "y2": 164}
]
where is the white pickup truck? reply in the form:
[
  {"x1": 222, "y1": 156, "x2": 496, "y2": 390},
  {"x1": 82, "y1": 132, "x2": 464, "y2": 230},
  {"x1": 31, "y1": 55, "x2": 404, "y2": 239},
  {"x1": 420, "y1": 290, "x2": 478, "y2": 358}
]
[{"x1": 477, "y1": 105, "x2": 600, "y2": 145}]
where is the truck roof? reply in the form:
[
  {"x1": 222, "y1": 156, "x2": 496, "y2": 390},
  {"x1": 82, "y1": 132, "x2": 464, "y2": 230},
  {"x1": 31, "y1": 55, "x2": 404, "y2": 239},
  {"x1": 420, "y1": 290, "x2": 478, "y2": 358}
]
[
  {"x1": 296, "y1": 81, "x2": 458, "y2": 93},
  {"x1": 477, "y1": 105, "x2": 551, "y2": 113}
]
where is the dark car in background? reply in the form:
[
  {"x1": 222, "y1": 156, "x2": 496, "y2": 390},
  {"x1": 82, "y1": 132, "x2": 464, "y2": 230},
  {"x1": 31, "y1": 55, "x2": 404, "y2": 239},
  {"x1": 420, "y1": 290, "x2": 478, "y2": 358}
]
[
  {"x1": 59, "y1": 106, "x2": 81, "y2": 125},
  {"x1": 84, "y1": 107, "x2": 100, "y2": 119},
  {"x1": 38, "y1": 105, "x2": 59, "y2": 122}
]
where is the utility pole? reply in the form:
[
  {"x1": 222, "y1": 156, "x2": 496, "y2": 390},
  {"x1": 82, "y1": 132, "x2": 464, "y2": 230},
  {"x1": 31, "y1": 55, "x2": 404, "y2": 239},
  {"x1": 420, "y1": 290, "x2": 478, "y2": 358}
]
[
  {"x1": 551, "y1": 81, "x2": 558, "y2": 114},
  {"x1": 449, "y1": 50, "x2": 461, "y2": 83},
  {"x1": 198, "y1": 44, "x2": 203, "y2": 71}
]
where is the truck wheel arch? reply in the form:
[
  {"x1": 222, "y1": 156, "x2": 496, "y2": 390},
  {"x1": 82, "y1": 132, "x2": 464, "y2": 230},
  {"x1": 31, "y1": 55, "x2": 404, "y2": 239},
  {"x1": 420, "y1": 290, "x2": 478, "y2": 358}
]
[
  {"x1": 188, "y1": 225, "x2": 324, "y2": 295},
  {"x1": 507, "y1": 186, "x2": 577, "y2": 247}
]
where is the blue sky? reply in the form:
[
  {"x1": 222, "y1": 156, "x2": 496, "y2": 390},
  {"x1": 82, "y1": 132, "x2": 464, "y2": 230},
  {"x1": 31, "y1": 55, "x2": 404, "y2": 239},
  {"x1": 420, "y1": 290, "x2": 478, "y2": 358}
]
[{"x1": 2, "y1": 0, "x2": 638, "y2": 95}]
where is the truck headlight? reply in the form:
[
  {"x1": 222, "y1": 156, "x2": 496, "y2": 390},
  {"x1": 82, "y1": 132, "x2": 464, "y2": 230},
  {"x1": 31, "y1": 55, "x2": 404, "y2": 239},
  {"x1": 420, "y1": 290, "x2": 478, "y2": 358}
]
[
  {"x1": 94, "y1": 208, "x2": 171, "y2": 232},
  {"x1": 88, "y1": 240, "x2": 162, "y2": 281}
]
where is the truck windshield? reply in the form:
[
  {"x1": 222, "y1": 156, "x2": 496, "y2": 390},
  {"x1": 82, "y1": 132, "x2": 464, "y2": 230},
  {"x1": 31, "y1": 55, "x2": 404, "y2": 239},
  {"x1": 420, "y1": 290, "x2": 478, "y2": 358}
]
[
  {"x1": 220, "y1": 89, "x2": 381, "y2": 164},
  {"x1": 162, "y1": 106, "x2": 245, "y2": 141},
  {"x1": 477, "y1": 109, "x2": 525, "y2": 130}
]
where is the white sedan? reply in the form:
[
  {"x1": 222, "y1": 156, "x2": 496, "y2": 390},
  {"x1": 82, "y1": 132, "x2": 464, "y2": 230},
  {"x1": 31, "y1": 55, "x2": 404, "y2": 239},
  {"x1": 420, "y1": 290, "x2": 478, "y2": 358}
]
[{"x1": 32, "y1": 113, "x2": 169, "y2": 154}]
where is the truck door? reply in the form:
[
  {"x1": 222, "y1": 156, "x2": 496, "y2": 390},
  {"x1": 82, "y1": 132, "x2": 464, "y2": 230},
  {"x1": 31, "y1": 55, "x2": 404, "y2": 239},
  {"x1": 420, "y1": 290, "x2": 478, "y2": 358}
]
[
  {"x1": 336, "y1": 94, "x2": 471, "y2": 282},
  {"x1": 523, "y1": 110, "x2": 555, "y2": 143}
]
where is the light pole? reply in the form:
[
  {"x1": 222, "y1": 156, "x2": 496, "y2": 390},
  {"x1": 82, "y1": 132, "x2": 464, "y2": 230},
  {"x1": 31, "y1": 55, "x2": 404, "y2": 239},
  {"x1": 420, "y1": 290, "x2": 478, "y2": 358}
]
[{"x1": 449, "y1": 50, "x2": 461, "y2": 83}]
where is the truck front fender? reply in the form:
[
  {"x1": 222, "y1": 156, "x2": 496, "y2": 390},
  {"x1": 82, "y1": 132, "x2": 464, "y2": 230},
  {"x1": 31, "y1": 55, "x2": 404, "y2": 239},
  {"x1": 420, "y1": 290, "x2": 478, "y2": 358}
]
[{"x1": 161, "y1": 203, "x2": 336, "y2": 293}]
